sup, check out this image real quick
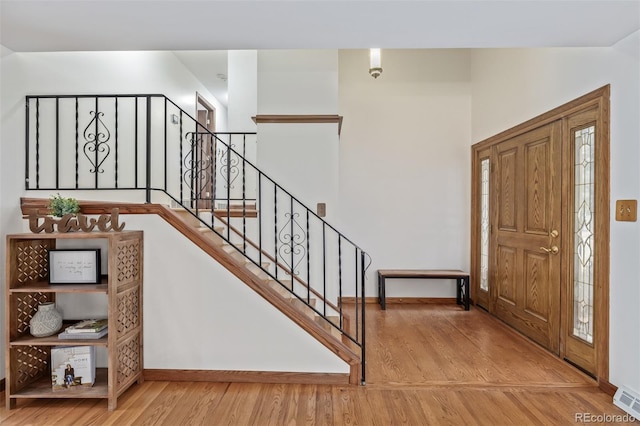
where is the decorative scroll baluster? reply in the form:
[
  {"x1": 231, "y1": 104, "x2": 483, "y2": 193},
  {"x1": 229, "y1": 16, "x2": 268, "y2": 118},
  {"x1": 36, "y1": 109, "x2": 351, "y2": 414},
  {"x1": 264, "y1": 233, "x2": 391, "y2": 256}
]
[
  {"x1": 278, "y1": 210, "x2": 307, "y2": 277},
  {"x1": 82, "y1": 109, "x2": 111, "y2": 177}
]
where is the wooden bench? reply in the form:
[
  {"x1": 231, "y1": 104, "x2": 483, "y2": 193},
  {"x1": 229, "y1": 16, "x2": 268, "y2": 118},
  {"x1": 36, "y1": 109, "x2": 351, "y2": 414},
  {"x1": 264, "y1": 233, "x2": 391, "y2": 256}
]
[{"x1": 377, "y1": 269, "x2": 470, "y2": 311}]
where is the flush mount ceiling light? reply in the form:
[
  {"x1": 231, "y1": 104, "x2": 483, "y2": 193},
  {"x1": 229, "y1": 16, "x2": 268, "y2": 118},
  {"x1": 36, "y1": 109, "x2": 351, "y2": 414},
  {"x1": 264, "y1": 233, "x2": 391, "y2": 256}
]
[{"x1": 369, "y1": 48, "x2": 382, "y2": 79}]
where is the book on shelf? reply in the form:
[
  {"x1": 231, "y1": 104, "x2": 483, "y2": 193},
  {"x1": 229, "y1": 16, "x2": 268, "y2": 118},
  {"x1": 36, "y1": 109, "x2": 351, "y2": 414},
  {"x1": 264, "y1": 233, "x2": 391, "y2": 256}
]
[
  {"x1": 51, "y1": 345, "x2": 96, "y2": 391},
  {"x1": 58, "y1": 328, "x2": 108, "y2": 340},
  {"x1": 65, "y1": 318, "x2": 108, "y2": 334}
]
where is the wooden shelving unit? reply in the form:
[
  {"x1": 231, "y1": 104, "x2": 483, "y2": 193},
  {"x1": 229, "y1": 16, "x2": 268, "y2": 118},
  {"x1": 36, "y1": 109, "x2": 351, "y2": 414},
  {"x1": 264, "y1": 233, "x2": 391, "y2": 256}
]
[{"x1": 5, "y1": 231, "x2": 143, "y2": 411}]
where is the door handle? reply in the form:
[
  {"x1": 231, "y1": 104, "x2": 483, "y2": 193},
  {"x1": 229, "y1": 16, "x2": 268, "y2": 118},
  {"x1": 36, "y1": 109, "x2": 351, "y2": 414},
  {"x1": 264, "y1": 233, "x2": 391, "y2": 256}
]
[{"x1": 540, "y1": 246, "x2": 559, "y2": 255}]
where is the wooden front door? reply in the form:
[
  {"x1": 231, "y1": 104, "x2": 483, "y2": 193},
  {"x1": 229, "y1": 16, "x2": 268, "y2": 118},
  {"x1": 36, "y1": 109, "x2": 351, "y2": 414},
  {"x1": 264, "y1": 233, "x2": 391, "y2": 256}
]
[
  {"x1": 493, "y1": 122, "x2": 562, "y2": 354},
  {"x1": 472, "y1": 86, "x2": 610, "y2": 380}
]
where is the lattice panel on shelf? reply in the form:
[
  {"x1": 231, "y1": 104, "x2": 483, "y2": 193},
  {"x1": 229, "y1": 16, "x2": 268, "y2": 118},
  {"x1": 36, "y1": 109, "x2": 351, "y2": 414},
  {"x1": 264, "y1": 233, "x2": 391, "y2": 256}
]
[
  {"x1": 15, "y1": 242, "x2": 51, "y2": 286},
  {"x1": 117, "y1": 287, "x2": 140, "y2": 337},
  {"x1": 14, "y1": 292, "x2": 53, "y2": 335},
  {"x1": 117, "y1": 336, "x2": 140, "y2": 387},
  {"x1": 116, "y1": 240, "x2": 140, "y2": 286},
  {"x1": 14, "y1": 346, "x2": 49, "y2": 389}
]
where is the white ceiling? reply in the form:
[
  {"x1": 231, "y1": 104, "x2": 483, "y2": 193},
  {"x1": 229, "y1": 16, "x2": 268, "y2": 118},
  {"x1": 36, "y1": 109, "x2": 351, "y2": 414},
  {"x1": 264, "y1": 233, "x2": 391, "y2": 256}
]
[{"x1": 2, "y1": 0, "x2": 639, "y2": 106}]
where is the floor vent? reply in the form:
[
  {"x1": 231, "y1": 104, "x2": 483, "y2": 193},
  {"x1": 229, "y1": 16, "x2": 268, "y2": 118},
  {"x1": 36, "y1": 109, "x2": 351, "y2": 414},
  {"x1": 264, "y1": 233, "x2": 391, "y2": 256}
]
[{"x1": 613, "y1": 385, "x2": 640, "y2": 419}]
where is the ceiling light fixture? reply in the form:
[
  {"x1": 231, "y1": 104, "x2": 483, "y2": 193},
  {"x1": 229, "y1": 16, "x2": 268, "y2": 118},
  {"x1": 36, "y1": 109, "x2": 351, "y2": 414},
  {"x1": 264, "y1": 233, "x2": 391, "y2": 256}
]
[{"x1": 369, "y1": 48, "x2": 382, "y2": 79}]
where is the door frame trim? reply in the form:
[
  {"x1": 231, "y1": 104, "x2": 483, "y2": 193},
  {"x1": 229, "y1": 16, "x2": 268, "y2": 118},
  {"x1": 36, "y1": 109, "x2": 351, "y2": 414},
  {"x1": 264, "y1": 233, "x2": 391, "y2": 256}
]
[
  {"x1": 196, "y1": 92, "x2": 216, "y2": 133},
  {"x1": 470, "y1": 85, "x2": 610, "y2": 384}
]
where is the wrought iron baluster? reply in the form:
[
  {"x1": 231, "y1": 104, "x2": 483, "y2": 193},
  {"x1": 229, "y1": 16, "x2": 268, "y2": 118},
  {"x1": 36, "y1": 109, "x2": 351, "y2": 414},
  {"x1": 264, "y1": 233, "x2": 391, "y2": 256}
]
[
  {"x1": 214, "y1": 135, "x2": 218, "y2": 228},
  {"x1": 306, "y1": 210, "x2": 310, "y2": 304},
  {"x1": 242, "y1": 134, "x2": 247, "y2": 253},
  {"x1": 115, "y1": 98, "x2": 119, "y2": 188},
  {"x1": 163, "y1": 98, "x2": 167, "y2": 192},
  {"x1": 135, "y1": 97, "x2": 139, "y2": 188},
  {"x1": 81, "y1": 98, "x2": 111, "y2": 185},
  {"x1": 75, "y1": 97, "x2": 79, "y2": 188},
  {"x1": 24, "y1": 98, "x2": 30, "y2": 189},
  {"x1": 290, "y1": 198, "x2": 294, "y2": 279},
  {"x1": 179, "y1": 112, "x2": 183, "y2": 205},
  {"x1": 94, "y1": 97, "x2": 99, "y2": 188},
  {"x1": 35, "y1": 97, "x2": 40, "y2": 188},
  {"x1": 360, "y1": 249, "x2": 366, "y2": 385},
  {"x1": 274, "y1": 185, "x2": 278, "y2": 281},
  {"x1": 145, "y1": 96, "x2": 151, "y2": 203},
  {"x1": 338, "y1": 235, "x2": 343, "y2": 329},
  {"x1": 258, "y1": 173, "x2": 263, "y2": 274},
  {"x1": 322, "y1": 223, "x2": 327, "y2": 316},
  {"x1": 55, "y1": 98, "x2": 59, "y2": 189},
  {"x1": 226, "y1": 143, "x2": 231, "y2": 241}
]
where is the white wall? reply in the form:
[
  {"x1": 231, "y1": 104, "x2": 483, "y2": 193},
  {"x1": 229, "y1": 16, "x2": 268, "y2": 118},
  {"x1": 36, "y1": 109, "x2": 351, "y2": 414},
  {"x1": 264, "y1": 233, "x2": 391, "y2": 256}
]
[
  {"x1": 140, "y1": 216, "x2": 349, "y2": 371},
  {"x1": 338, "y1": 49, "x2": 472, "y2": 298},
  {"x1": 470, "y1": 31, "x2": 640, "y2": 391},
  {"x1": 227, "y1": 50, "x2": 257, "y2": 132},
  {"x1": 257, "y1": 50, "x2": 340, "y2": 219},
  {"x1": 0, "y1": 50, "x2": 347, "y2": 378}
]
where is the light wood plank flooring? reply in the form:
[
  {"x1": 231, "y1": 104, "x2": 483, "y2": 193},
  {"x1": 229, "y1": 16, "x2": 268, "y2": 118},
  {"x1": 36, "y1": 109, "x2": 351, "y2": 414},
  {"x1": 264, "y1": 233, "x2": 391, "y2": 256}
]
[{"x1": 0, "y1": 304, "x2": 629, "y2": 425}]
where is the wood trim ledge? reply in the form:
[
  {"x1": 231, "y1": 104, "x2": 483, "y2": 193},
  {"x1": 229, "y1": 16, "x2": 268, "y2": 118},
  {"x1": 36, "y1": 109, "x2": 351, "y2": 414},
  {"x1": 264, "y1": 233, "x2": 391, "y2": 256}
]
[{"x1": 252, "y1": 114, "x2": 343, "y2": 136}]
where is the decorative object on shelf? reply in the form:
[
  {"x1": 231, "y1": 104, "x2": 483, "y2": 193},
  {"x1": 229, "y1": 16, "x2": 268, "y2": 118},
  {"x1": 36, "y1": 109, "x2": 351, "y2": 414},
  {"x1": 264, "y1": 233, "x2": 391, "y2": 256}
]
[
  {"x1": 48, "y1": 193, "x2": 81, "y2": 217},
  {"x1": 29, "y1": 302, "x2": 63, "y2": 337},
  {"x1": 28, "y1": 208, "x2": 126, "y2": 233},
  {"x1": 48, "y1": 249, "x2": 101, "y2": 284},
  {"x1": 369, "y1": 48, "x2": 383, "y2": 79}
]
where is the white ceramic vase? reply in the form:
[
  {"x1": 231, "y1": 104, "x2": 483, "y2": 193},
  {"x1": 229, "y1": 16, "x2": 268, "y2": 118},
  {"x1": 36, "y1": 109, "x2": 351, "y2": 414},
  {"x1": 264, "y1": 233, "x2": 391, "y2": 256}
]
[{"x1": 30, "y1": 302, "x2": 63, "y2": 337}]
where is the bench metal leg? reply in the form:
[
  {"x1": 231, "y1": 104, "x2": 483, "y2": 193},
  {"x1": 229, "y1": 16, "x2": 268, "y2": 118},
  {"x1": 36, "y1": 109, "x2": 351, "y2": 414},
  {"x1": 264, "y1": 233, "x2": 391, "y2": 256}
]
[
  {"x1": 457, "y1": 277, "x2": 470, "y2": 311},
  {"x1": 378, "y1": 274, "x2": 386, "y2": 310}
]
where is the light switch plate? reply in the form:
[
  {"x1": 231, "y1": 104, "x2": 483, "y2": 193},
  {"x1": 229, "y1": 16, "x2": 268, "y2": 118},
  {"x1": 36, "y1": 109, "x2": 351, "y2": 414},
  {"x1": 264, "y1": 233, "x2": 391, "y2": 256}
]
[
  {"x1": 317, "y1": 203, "x2": 326, "y2": 217},
  {"x1": 615, "y1": 200, "x2": 637, "y2": 222}
]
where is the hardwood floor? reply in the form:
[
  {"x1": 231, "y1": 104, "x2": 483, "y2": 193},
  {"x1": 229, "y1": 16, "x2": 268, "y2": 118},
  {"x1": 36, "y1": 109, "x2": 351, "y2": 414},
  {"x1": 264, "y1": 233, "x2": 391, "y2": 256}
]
[{"x1": 0, "y1": 304, "x2": 629, "y2": 425}]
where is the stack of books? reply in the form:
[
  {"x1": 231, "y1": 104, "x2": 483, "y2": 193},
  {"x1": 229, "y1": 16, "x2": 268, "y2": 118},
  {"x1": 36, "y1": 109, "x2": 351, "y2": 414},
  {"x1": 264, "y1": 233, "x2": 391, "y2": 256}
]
[{"x1": 58, "y1": 319, "x2": 108, "y2": 339}]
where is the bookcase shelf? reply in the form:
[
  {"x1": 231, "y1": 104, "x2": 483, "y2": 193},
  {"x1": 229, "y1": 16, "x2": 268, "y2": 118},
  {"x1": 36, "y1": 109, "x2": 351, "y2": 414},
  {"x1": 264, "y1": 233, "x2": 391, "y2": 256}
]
[
  {"x1": 8, "y1": 279, "x2": 108, "y2": 293},
  {"x1": 10, "y1": 334, "x2": 109, "y2": 346},
  {"x1": 10, "y1": 368, "x2": 109, "y2": 399},
  {"x1": 5, "y1": 231, "x2": 144, "y2": 411}
]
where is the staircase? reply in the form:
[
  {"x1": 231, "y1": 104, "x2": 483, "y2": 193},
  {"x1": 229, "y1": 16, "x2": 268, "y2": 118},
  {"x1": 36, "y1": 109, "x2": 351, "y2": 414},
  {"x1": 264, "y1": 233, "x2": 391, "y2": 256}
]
[{"x1": 23, "y1": 94, "x2": 369, "y2": 384}]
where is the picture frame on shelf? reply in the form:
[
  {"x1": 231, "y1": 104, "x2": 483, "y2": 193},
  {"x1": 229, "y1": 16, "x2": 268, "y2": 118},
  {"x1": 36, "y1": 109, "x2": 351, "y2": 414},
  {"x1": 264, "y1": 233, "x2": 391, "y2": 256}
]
[{"x1": 48, "y1": 249, "x2": 101, "y2": 284}]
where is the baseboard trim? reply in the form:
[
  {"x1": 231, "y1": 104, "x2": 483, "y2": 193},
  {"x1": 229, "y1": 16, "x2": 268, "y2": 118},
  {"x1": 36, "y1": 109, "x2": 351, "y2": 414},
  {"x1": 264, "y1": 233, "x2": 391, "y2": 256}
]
[
  {"x1": 384, "y1": 297, "x2": 458, "y2": 305},
  {"x1": 143, "y1": 369, "x2": 351, "y2": 385},
  {"x1": 340, "y1": 297, "x2": 380, "y2": 304},
  {"x1": 598, "y1": 378, "x2": 617, "y2": 396},
  {"x1": 340, "y1": 297, "x2": 458, "y2": 305}
]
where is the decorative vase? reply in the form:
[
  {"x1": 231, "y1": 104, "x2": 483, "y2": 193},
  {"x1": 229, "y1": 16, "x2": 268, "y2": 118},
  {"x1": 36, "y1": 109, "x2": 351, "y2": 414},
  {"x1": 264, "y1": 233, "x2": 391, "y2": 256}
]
[{"x1": 29, "y1": 302, "x2": 63, "y2": 337}]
